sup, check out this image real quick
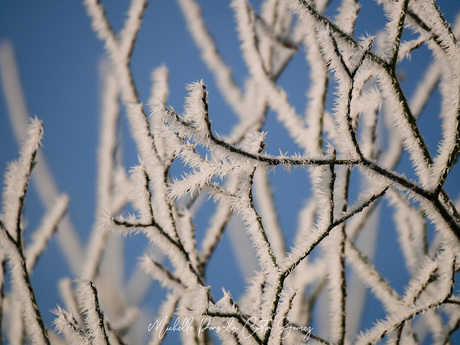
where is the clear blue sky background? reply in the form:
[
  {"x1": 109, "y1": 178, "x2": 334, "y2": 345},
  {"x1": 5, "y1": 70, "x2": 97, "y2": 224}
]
[{"x1": 1, "y1": 0, "x2": 459, "y2": 343}]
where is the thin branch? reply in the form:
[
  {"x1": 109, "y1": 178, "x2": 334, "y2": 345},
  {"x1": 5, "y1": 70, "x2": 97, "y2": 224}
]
[
  {"x1": 0, "y1": 220, "x2": 50, "y2": 345},
  {"x1": 25, "y1": 194, "x2": 69, "y2": 272}
]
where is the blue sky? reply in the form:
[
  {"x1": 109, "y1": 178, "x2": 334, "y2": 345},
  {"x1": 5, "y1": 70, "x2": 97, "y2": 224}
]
[{"x1": 1, "y1": 0, "x2": 460, "y2": 343}]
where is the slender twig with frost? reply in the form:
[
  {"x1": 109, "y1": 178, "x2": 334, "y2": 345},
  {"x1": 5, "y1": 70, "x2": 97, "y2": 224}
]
[
  {"x1": 0, "y1": 42, "x2": 83, "y2": 274},
  {"x1": 0, "y1": 119, "x2": 50, "y2": 345}
]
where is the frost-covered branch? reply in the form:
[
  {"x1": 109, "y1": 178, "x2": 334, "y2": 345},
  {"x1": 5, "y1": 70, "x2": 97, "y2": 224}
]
[
  {"x1": 2, "y1": 0, "x2": 460, "y2": 344},
  {"x1": 0, "y1": 118, "x2": 55, "y2": 345}
]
